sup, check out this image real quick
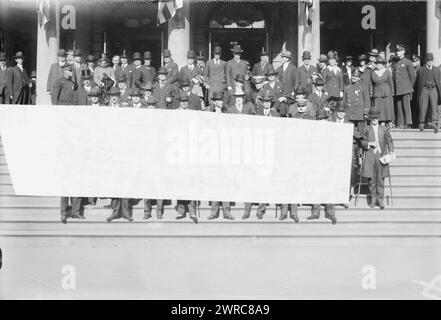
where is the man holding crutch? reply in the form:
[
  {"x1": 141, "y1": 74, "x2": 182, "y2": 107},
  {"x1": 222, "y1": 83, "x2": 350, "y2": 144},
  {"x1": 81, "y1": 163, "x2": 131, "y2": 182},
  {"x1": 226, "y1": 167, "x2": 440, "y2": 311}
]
[{"x1": 361, "y1": 108, "x2": 395, "y2": 209}]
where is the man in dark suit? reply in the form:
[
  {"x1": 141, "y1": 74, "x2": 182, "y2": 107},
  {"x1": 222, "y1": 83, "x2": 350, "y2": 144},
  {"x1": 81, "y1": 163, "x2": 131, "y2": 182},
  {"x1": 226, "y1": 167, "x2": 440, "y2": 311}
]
[
  {"x1": 361, "y1": 108, "x2": 395, "y2": 209},
  {"x1": 0, "y1": 52, "x2": 7, "y2": 104},
  {"x1": 276, "y1": 50, "x2": 298, "y2": 116},
  {"x1": 223, "y1": 74, "x2": 253, "y2": 107},
  {"x1": 180, "y1": 80, "x2": 201, "y2": 110},
  {"x1": 71, "y1": 49, "x2": 86, "y2": 86},
  {"x1": 119, "y1": 51, "x2": 131, "y2": 81},
  {"x1": 129, "y1": 52, "x2": 143, "y2": 89},
  {"x1": 116, "y1": 74, "x2": 130, "y2": 106},
  {"x1": 308, "y1": 77, "x2": 329, "y2": 115},
  {"x1": 259, "y1": 70, "x2": 283, "y2": 113},
  {"x1": 226, "y1": 44, "x2": 249, "y2": 90},
  {"x1": 75, "y1": 69, "x2": 95, "y2": 105},
  {"x1": 416, "y1": 52, "x2": 441, "y2": 132},
  {"x1": 163, "y1": 49, "x2": 179, "y2": 87},
  {"x1": 153, "y1": 67, "x2": 177, "y2": 109},
  {"x1": 141, "y1": 51, "x2": 156, "y2": 85},
  {"x1": 297, "y1": 51, "x2": 316, "y2": 94},
  {"x1": 252, "y1": 48, "x2": 274, "y2": 77},
  {"x1": 392, "y1": 44, "x2": 416, "y2": 129},
  {"x1": 226, "y1": 87, "x2": 255, "y2": 115},
  {"x1": 6, "y1": 51, "x2": 30, "y2": 104},
  {"x1": 178, "y1": 50, "x2": 203, "y2": 89},
  {"x1": 204, "y1": 46, "x2": 227, "y2": 99},
  {"x1": 47, "y1": 49, "x2": 67, "y2": 99}
]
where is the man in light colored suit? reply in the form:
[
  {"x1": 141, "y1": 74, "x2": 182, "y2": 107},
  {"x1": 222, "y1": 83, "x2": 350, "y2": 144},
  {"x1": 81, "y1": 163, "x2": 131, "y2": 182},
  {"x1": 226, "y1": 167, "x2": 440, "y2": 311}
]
[
  {"x1": 0, "y1": 52, "x2": 7, "y2": 104},
  {"x1": 47, "y1": 49, "x2": 67, "y2": 99},
  {"x1": 204, "y1": 46, "x2": 227, "y2": 99}
]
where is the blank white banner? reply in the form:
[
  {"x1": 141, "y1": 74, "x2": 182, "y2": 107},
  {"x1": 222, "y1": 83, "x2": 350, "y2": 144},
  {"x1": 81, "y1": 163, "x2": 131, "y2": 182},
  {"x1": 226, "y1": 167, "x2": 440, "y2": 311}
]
[{"x1": 0, "y1": 105, "x2": 353, "y2": 204}]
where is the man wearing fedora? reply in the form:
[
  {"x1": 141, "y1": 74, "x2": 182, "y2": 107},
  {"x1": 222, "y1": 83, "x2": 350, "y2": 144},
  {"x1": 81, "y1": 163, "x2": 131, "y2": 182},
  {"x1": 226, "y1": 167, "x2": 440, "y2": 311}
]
[
  {"x1": 342, "y1": 56, "x2": 355, "y2": 86},
  {"x1": 204, "y1": 46, "x2": 227, "y2": 100},
  {"x1": 297, "y1": 51, "x2": 317, "y2": 95},
  {"x1": 226, "y1": 87, "x2": 254, "y2": 115},
  {"x1": 128, "y1": 52, "x2": 143, "y2": 89},
  {"x1": 361, "y1": 107, "x2": 395, "y2": 209},
  {"x1": 75, "y1": 69, "x2": 95, "y2": 105},
  {"x1": 252, "y1": 48, "x2": 274, "y2": 77},
  {"x1": 162, "y1": 49, "x2": 179, "y2": 87},
  {"x1": 276, "y1": 50, "x2": 298, "y2": 116},
  {"x1": 0, "y1": 52, "x2": 7, "y2": 104},
  {"x1": 392, "y1": 44, "x2": 416, "y2": 129},
  {"x1": 179, "y1": 50, "x2": 203, "y2": 89},
  {"x1": 116, "y1": 74, "x2": 130, "y2": 106},
  {"x1": 71, "y1": 49, "x2": 86, "y2": 87},
  {"x1": 260, "y1": 69, "x2": 283, "y2": 112},
  {"x1": 416, "y1": 52, "x2": 441, "y2": 132},
  {"x1": 226, "y1": 44, "x2": 249, "y2": 91},
  {"x1": 141, "y1": 51, "x2": 156, "y2": 85},
  {"x1": 153, "y1": 67, "x2": 177, "y2": 109},
  {"x1": 7, "y1": 51, "x2": 31, "y2": 104},
  {"x1": 47, "y1": 49, "x2": 67, "y2": 98}
]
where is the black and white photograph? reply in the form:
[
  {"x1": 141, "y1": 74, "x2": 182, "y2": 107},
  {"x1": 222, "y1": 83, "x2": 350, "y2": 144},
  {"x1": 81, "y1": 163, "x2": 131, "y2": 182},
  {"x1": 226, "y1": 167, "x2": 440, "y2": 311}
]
[{"x1": 0, "y1": 0, "x2": 440, "y2": 303}]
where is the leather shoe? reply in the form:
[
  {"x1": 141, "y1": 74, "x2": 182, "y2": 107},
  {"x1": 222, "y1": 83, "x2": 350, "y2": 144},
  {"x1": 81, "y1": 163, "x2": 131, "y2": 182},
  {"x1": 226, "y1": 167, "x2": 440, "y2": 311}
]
[
  {"x1": 241, "y1": 214, "x2": 250, "y2": 220},
  {"x1": 190, "y1": 216, "x2": 198, "y2": 224},
  {"x1": 78, "y1": 215, "x2": 86, "y2": 219},
  {"x1": 419, "y1": 123, "x2": 424, "y2": 131},
  {"x1": 157, "y1": 214, "x2": 163, "y2": 220},
  {"x1": 71, "y1": 213, "x2": 82, "y2": 219},
  {"x1": 61, "y1": 216, "x2": 67, "y2": 224},
  {"x1": 224, "y1": 214, "x2": 235, "y2": 220},
  {"x1": 175, "y1": 214, "x2": 186, "y2": 220},
  {"x1": 207, "y1": 214, "x2": 219, "y2": 220},
  {"x1": 331, "y1": 217, "x2": 337, "y2": 225},
  {"x1": 143, "y1": 213, "x2": 152, "y2": 220},
  {"x1": 279, "y1": 215, "x2": 287, "y2": 221},
  {"x1": 106, "y1": 216, "x2": 113, "y2": 222},
  {"x1": 256, "y1": 213, "x2": 264, "y2": 220},
  {"x1": 291, "y1": 215, "x2": 299, "y2": 223},
  {"x1": 307, "y1": 215, "x2": 319, "y2": 220},
  {"x1": 378, "y1": 202, "x2": 385, "y2": 210}
]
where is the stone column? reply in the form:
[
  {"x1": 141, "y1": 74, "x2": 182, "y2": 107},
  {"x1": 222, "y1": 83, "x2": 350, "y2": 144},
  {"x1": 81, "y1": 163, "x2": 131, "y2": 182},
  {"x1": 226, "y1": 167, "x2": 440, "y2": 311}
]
[
  {"x1": 298, "y1": 0, "x2": 320, "y2": 66},
  {"x1": 167, "y1": 1, "x2": 190, "y2": 69},
  {"x1": 427, "y1": 0, "x2": 441, "y2": 65},
  {"x1": 36, "y1": 0, "x2": 60, "y2": 105}
]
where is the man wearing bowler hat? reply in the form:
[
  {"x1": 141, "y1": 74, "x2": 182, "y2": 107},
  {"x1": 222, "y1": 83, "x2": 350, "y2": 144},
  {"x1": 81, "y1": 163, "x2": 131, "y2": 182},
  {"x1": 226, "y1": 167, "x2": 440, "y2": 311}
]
[
  {"x1": 361, "y1": 107, "x2": 394, "y2": 209},
  {"x1": 119, "y1": 50, "x2": 131, "y2": 80},
  {"x1": 297, "y1": 51, "x2": 317, "y2": 95},
  {"x1": 179, "y1": 50, "x2": 203, "y2": 89},
  {"x1": 129, "y1": 52, "x2": 143, "y2": 89},
  {"x1": 6, "y1": 51, "x2": 31, "y2": 104},
  {"x1": 416, "y1": 52, "x2": 441, "y2": 132},
  {"x1": 0, "y1": 52, "x2": 7, "y2": 104},
  {"x1": 252, "y1": 47, "x2": 274, "y2": 77},
  {"x1": 392, "y1": 44, "x2": 416, "y2": 129},
  {"x1": 75, "y1": 69, "x2": 95, "y2": 105},
  {"x1": 47, "y1": 49, "x2": 67, "y2": 97},
  {"x1": 204, "y1": 46, "x2": 227, "y2": 100},
  {"x1": 226, "y1": 44, "x2": 250, "y2": 91},
  {"x1": 162, "y1": 49, "x2": 179, "y2": 87},
  {"x1": 141, "y1": 51, "x2": 156, "y2": 84},
  {"x1": 276, "y1": 50, "x2": 298, "y2": 116}
]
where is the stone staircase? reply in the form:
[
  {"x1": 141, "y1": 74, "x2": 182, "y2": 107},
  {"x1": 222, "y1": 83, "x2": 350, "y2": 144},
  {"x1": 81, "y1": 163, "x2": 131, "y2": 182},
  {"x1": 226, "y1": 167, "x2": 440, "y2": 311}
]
[{"x1": 0, "y1": 129, "x2": 440, "y2": 236}]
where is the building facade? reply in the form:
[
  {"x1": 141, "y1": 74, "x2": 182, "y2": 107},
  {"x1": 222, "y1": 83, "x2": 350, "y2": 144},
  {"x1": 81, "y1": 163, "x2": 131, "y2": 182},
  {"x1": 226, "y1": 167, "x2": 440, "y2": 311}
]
[{"x1": 0, "y1": 0, "x2": 440, "y2": 105}]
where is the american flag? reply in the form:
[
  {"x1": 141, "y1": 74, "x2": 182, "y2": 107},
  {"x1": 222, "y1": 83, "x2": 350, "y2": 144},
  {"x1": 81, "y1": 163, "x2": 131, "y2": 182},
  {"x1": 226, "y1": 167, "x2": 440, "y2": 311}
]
[
  {"x1": 157, "y1": 0, "x2": 183, "y2": 25},
  {"x1": 37, "y1": 0, "x2": 51, "y2": 27},
  {"x1": 300, "y1": 0, "x2": 315, "y2": 26}
]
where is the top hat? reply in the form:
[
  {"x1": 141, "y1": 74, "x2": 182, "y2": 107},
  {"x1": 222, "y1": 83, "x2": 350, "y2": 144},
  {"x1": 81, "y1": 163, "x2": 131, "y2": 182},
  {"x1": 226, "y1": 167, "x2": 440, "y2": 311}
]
[
  {"x1": 318, "y1": 54, "x2": 328, "y2": 62},
  {"x1": 86, "y1": 54, "x2": 95, "y2": 62},
  {"x1": 260, "y1": 90, "x2": 274, "y2": 102},
  {"x1": 213, "y1": 46, "x2": 222, "y2": 55},
  {"x1": 368, "y1": 48, "x2": 379, "y2": 56},
  {"x1": 211, "y1": 91, "x2": 224, "y2": 100},
  {"x1": 259, "y1": 47, "x2": 268, "y2": 56},
  {"x1": 157, "y1": 67, "x2": 167, "y2": 74},
  {"x1": 375, "y1": 56, "x2": 387, "y2": 64},
  {"x1": 302, "y1": 51, "x2": 312, "y2": 60},
  {"x1": 81, "y1": 69, "x2": 93, "y2": 79},
  {"x1": 231, "y1": 44, "x2": 244, "y2": 54},
  {"x1": 358, "y1": 54, "x2": 368, "y2": 62},
  {"x1": 187, "y1": 50, "x2": 196, "y2": 59},
  {"x1": 232, "y1": 87, "x2": 246, "y2": 96},
  {"x1": 132, "y1": 52, "x2": 142, "y2": 61},
  {"x1": 121, "y1": 50, "x2": 128, "y2": 59},
  {"x1": 235, "y1": 74, "x2": 245, "y2": 82},
  {"x1": 88, "y1": 87, "x2": 101, "y2": 96},
  {"x1": 344, "y1": 56, "x2": 353, "y2": 61},
  {"x1": 179, "y1": 92, "x2": 189, "y2": 102},
  {"x1": 129, "y1": 88, "x2": 143, "y2": 96},
  {"x1": 145, "y1": 95, "x2": 159, "y2": 105},
  {"x1": 0, "y1": 52, "x2": 6, "y2": 61},
  {"x1": 108, "y1": 87, "x2": 121, "y2": 96},
  {"x1": 14, "y1": 51, "x2": 25, "y2": 59},
  {"x1": 143, "y1": 51, "x2": 152, "y2": 60},
  {"x1": 163, "y1": 49, "x2": 172, "y2": 57},
  {"x1": 425, "y1": 52, "x2": 434, "y2": 62},
  {"x1": 73, "y1": 49, "x2": 82, "y2": 57},
  {"x1": 367, "y1": 107, "x2": 381, "y2": 118},
  {"x1": 316, "y1": 109, "x2": 329, "y2": 120},
  {"x1": 57, "y1": 49, "x2": 67, "y2": 57},
  {"x1": 281, "y1": 50, "x2": 292, "y2": 59}
]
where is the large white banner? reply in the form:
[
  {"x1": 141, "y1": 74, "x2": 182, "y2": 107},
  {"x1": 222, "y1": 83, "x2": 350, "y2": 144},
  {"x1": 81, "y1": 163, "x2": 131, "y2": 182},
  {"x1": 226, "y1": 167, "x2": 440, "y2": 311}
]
[{"x1": 0, "y1": 105, "x2": 353, "y2": 204}]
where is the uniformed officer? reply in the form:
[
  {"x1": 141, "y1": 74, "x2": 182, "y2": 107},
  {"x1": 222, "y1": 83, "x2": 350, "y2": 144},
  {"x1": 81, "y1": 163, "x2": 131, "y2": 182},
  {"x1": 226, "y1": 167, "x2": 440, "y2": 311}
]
[
  {"x1": 343, "y1": 68, "x2": 370, "y2": 130},
  {"x1": 392, "y1": 44, "x2": 416, "y2": 129}
]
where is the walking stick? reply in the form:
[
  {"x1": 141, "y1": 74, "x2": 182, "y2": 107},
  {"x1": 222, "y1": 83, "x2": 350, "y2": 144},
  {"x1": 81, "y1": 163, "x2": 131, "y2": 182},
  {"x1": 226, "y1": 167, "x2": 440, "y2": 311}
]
[
  {"x1": 355, "y1": 150, "x2": 366, "y2": 207},
  {"x1": 388, "y1": 175, "x2": 394, "y2": 207}
]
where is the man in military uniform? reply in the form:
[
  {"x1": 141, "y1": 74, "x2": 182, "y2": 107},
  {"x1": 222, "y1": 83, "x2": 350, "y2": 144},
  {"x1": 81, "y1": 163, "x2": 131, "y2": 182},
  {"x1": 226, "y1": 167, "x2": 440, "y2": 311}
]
[
  {"x1": 361, "y1": 108, "x2": 395, "y2": 209},
  {"x1": 297, "y1": 51, "x2": 316, "y2": 94},
  {"x1": 416, "y1": 52, "x2": 441, "y2": 132},
  {"x1": 153, "y1": 67, "x2": 177, "y2": 109},
  {"x1": 163, "y1": 49, "x2": 179, "y2": 87},
  {"x1": 343, "y1": 68, "x2": 370, "y2": 130},
  {"x1": 47, "y1": 49, "x2": 67, "y2": 98},
  {"x1": 75, "y1": 69, "x2": 95, "y2": 105},
  {"x1": 141, "y1": 51, "x2": 156, "y2": 85},
  {"x1": 204, "y1": 46, "x2": 227, "y2": 100},
  {"x1": 226, "y1": 44, "x2": 250, "y2": 91},
  {"x1": 252, "y1": 48, "x2": 274, "y2": 77},
  {"x1": 0, "y1": 52, "x2": 8, "y2": 104},
  {"x1": 276, "y1": 50, "x2": 298, "y2": 116},
  {"x1": 392, "y1": 44, "x2": 416, "y2": 129}
]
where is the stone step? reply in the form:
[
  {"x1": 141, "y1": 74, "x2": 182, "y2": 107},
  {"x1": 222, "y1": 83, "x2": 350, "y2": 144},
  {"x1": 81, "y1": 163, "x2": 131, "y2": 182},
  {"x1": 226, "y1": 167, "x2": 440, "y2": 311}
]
[
  {"x1": 390, "y1": 129, "x2": 439, "y2": 139},
  {"x1": 390, "y1": 166, "x2": 441, "y2": 175},
  {"x1": 394, "y1": 147, "x2": 441, "y2": 157},
  {"x1": 392, "y1": 156, "x2": 441, "y2": 166},
  {"x1": 0, "y1": 195, "x2": 439, "y2": 209},
  {"x1": 393, "y1": 139, "x2": 441, "y2": 148}
]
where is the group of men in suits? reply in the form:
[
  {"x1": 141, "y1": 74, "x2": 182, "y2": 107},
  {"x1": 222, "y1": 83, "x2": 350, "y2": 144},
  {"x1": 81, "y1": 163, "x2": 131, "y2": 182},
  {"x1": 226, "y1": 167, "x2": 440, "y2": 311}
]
[{"x1": 0, "y1": 51, "x2": 33, "y2": 105}]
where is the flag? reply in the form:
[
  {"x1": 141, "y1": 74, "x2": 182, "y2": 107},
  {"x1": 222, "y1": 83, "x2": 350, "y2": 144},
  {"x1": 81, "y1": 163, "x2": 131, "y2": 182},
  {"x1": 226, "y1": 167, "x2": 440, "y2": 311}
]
[
  {"x1": 157, "y1": 0, "x2": 183, "y2": 25},
  {"x1": 300, "y1": 0, "x2": 315, "y2": 26},
  {"x1": 37, "y1": 0, "x2": 51, "y2": 27}
]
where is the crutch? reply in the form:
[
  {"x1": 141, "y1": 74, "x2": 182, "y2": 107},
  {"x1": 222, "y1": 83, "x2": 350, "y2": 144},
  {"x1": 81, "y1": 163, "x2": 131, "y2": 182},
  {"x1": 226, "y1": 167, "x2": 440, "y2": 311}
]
[{"x1": 355, "y1": 149, "x2": 366, "y2": 207}]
